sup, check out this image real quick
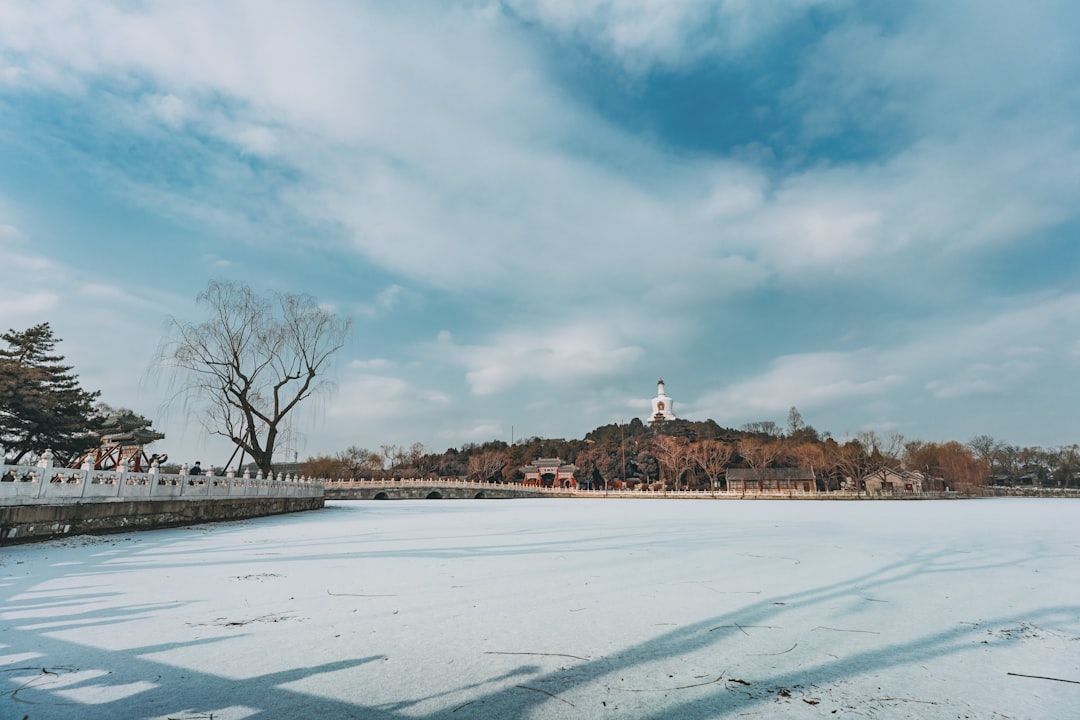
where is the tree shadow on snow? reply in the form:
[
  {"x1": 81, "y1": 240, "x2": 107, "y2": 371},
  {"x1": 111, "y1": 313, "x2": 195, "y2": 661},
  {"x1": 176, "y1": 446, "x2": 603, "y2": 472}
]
[{"x1": 1, "y1": 522, "x2": 1078, "y2": 718}]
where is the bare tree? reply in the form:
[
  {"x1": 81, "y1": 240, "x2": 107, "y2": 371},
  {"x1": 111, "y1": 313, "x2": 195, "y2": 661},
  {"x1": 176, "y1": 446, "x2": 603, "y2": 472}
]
[
  {"x1": 856, "y1": 431, "x2": 904, "y2": 489},
  {"x1": 339, "y1": 445, "x2": 381, "y2": 480},
  {"x1": 830, "y1": 439, "x2": 868, "y2": 493},
  {"x1": 576, "y1": 442, "x2": 622, "y2": 489},
  {"x1": 155, "y1": 280, "x2": 351, "y2": 475},
  {"x1": 742, "y1": 420, "x2": 781, "y2": 437},
  {"x1": 737, "y1": 436, "x2": 781, "y2": 485},
  {"x1": 905, "y1": 440, "x2": 988, "y2": 492},
  {"x1": 467, "y1": 450, "x2": 506, "y2": 483},
  {"x1": 692, "y1": 439, "x2": 733, "y2": 490},
  {"x1": 1053, "y1": 444, "x2": 1080, "y2": 488},
  {"x1": 379, "y1": 444, "x2": 401, "y2": 477},
  {"x1": 406, "y1": 442, "x2": 434, "y2": 479},
  {"x1": 652, "y1": 435, "x2": 695, "y2": 490},
  {"x1": 788, "y1": 442, "x2": 826, "y2": 490},
  {"x1": 787, "y1": 406, "x2": 805, "y2": 436}
]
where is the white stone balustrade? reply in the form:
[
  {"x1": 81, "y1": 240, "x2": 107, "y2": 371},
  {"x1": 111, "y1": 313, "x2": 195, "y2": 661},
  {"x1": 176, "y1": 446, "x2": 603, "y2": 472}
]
[{"x1": 1, "y1": 451, "x2": 324, "y2": 506}]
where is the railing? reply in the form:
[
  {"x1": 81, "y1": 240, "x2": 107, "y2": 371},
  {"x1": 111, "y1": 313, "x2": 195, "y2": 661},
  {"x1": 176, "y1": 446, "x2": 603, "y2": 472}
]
[
  {"x1": 1, "y1": 455, "x2": 324, "y2": 506},
  {"x1": 323, "y1": 478, "x2": 828, "y2": 498}
]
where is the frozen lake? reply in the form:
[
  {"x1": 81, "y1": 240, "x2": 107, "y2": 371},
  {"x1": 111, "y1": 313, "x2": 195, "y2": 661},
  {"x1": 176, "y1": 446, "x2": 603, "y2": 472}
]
[{"x1": 2, "y1": 498, "x2": 1079, "y2": 719}]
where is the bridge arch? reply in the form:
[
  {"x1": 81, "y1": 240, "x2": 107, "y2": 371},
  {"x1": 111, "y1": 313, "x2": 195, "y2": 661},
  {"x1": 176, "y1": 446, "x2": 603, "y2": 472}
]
[
  {"x1": 426, "y1": 490, "x2": 443, "y2": 499},
  {"x1": 373, "y1": 491, "x2": 389, "y2": 500},
  {"x1": 474, "y1": 491, "x2": 486, "y2": 499}
]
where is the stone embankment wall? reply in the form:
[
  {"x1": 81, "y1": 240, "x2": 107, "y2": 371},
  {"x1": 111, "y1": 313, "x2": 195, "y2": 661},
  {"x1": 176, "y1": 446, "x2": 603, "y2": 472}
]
[{"x1": 1, "y1": 455, "x2": 324, "y2": 544}]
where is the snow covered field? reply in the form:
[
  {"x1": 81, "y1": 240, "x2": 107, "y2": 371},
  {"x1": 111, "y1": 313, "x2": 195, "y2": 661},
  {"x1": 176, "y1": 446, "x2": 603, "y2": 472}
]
[{"x1": 2, "y1": 499, "x2": 1078, "y2": 719}]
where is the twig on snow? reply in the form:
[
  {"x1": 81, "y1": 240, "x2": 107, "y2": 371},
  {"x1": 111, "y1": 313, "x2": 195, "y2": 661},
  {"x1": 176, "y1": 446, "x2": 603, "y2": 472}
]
[
  {"x1": 678, "y1": 582, "x2": 760, "y2": 595},
  {"x1": 515, "y1": 685, "x2": 575, "y2": 707},
  {"x1": 708, "y1": 624, "x2": 777, "y2": 633},
  {"x1": 811, "y1": 626, "x2": 880, "y2": 635},
  {"x1": 327, "y1": 590, "x2": 397, "y2": 597},
  {"x1": 485, "y1": 651, "x2": 589, "y2": 661},
  {"x1": 738, "y1": 553, "x2": 801, "y2": 565},
  {"x1": 614, "y1": 674, "x2": 726, "y2": 693},
  {"x1": 1007, "y1": 672, "x2": 1080, "y2": 685},
  {"x1": 187, "y1": 612, "x2": 294, "y2": 628},
  {"x1": 751, "y1": 642, "x2": 798, "y2": 656},
  {"x1": 4, "y1": 667, "x2": 79, "y2": 704}
]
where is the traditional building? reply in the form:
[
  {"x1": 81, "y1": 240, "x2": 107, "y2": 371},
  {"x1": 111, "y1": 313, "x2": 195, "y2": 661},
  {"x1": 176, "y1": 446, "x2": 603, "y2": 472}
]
[
  {"x1": 648, "y1": 378, "x2": 676, "y2": 424},
  {"x1": 71, "y1": 413, "x2": 166, "y2": 471},
  {"x1": 860, "y1": 469, "x2": 925, "y2": 494},
  {"x1": 726, "y1": 467, "x2": 817, "y2": 493},
  {"x1": 520, "y1": 457, "x2": 578, "y2": 488}
]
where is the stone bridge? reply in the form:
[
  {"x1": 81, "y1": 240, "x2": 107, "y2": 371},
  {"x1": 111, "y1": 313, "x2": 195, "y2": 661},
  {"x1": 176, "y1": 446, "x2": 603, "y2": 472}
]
[
  {"x1": 324, "y1": 479, "x2": 573, "y2": 500},
  {"x1": 322, "y1": 479, "x2": 816, "y2": 500}
]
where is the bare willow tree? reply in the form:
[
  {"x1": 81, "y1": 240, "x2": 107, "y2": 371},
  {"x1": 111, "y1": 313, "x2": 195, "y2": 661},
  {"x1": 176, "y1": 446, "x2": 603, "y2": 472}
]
[
  {"x1": 155, "y1": 280, "x2": 351, "y2": 475},
  {"x1": 467, "y1": 449, "x2": 506, "y2": 483},
  {"x1": 693, "y1": 439, "x2": 734, "y2": 490},
  {"x1": 652, "y1": 435, "x2": 694, "y2": 490}
]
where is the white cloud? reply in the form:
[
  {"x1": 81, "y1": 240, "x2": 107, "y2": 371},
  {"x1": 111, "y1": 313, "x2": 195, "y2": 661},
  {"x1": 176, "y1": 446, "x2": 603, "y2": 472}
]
[
  {"x1": 2, "y1": 1, "x2": 1079, "y2": 455},
  {"x1": 200, "y1": 255, "x2": 233, "y2": 270},
  {"x1": 695, "y1": 350, "x2": 905, "y2": 421},
  {"x1": 354, "y1": 285, "x2": 419, "y2": 318},
  {"x1": 505, "y1": 0, "x2": 845, "y2": 73},
  {"x1": 0, "y1": 222, "x2": 25, "y2": 242},
  {"x1": 694, "y1": 292, "x2": 1080, "y2": 434},
  {"x1": 440, "y1": 323, "x2": 644, "y2": 396},
  {"x1": 228, "y1": 124, "x2": 279, "y2": 157},
  {"x1": 144, "y1": 93, "x2": 188, "y2": 129},
  {"x1": 77, "y1": 283, "x2": 151, "y2": 306},
  {"x1": 5, "y1": 0, "x2": 1074, "y2": 316},
  {"x1": 0, "y1": 292, "x2": 59, "y2": 321},
  {"x1": 435, "y1": 422, "x2": 503, "y2": 444},
  {"x1": 348, "y1": 358, "x2": 394, "y2": 371},
  {"x1": 325, "y1": 370, "x2": 450, "y2": 423},
  {"x1": 925, "y1": 376, "x2": 998, "y2": 400}
]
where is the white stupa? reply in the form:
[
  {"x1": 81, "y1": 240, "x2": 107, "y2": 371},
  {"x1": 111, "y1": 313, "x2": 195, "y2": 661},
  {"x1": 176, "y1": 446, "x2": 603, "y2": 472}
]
[{"x1": 648, "y1": 378, "x2": 676, "y2": 424}]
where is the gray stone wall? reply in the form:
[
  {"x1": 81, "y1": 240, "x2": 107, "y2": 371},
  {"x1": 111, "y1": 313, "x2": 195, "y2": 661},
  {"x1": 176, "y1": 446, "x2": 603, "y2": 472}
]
[{"x1": 1, "y1": 496, "x2": 324, "y2": 544}]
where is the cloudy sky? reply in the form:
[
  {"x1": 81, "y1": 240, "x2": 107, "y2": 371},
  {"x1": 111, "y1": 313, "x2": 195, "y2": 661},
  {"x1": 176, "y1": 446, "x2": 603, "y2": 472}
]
[{"x1": 2, "y1": 1, "x2": 1079, "y2": 466}]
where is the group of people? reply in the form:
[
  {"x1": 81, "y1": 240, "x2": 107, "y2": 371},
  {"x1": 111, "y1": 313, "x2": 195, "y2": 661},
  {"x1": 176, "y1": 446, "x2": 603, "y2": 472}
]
[{"x1": 2, "y1": 460, "x2": 209, "y2": 482}]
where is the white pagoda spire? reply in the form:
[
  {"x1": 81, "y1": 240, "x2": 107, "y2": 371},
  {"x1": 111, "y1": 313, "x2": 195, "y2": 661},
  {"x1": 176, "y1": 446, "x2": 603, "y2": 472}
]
[{"x1": 648, "y1": 377, "x2": 676, "y2": 424}]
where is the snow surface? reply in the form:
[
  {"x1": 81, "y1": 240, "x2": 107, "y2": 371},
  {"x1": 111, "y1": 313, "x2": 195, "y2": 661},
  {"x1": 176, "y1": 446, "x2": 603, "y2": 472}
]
[{"x1": 2, "y1": 498, "x2": 1079, "y2": 719}]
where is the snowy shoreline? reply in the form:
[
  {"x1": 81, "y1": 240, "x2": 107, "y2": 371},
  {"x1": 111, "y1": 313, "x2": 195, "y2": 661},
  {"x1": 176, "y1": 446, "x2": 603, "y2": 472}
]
[{"x1": 3, "y1": 498, "x2": 1078, "y2": 719}]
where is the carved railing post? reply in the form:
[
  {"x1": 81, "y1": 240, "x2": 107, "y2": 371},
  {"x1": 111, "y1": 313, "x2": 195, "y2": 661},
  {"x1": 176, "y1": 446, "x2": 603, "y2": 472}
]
[{"x1": 37, "y1": 449, "x2": 55, "y2": 468}]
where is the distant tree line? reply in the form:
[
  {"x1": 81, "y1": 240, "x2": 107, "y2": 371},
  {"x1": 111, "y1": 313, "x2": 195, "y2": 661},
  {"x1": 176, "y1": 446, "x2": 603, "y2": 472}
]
[{"x1": 301, "y1": 407, "x2": 1080, "y2": 491}]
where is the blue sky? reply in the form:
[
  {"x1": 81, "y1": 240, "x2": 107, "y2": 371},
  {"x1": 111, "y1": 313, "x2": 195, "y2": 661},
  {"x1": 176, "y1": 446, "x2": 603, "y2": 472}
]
[{"x1": 2, "y1": 1, "x2": 1079, "y2": 466}]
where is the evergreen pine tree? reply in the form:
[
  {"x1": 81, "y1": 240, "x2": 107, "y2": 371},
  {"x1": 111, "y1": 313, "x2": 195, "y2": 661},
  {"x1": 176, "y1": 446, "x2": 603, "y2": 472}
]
[{"x1": 0, "y1": 323, "x2": 101, "y2": 464}]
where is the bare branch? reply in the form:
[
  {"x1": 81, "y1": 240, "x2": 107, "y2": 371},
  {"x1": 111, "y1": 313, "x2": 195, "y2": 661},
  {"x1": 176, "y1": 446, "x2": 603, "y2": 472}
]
[{"x1": 151, "y1": 280, "x2": 351, "y2": 473}]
